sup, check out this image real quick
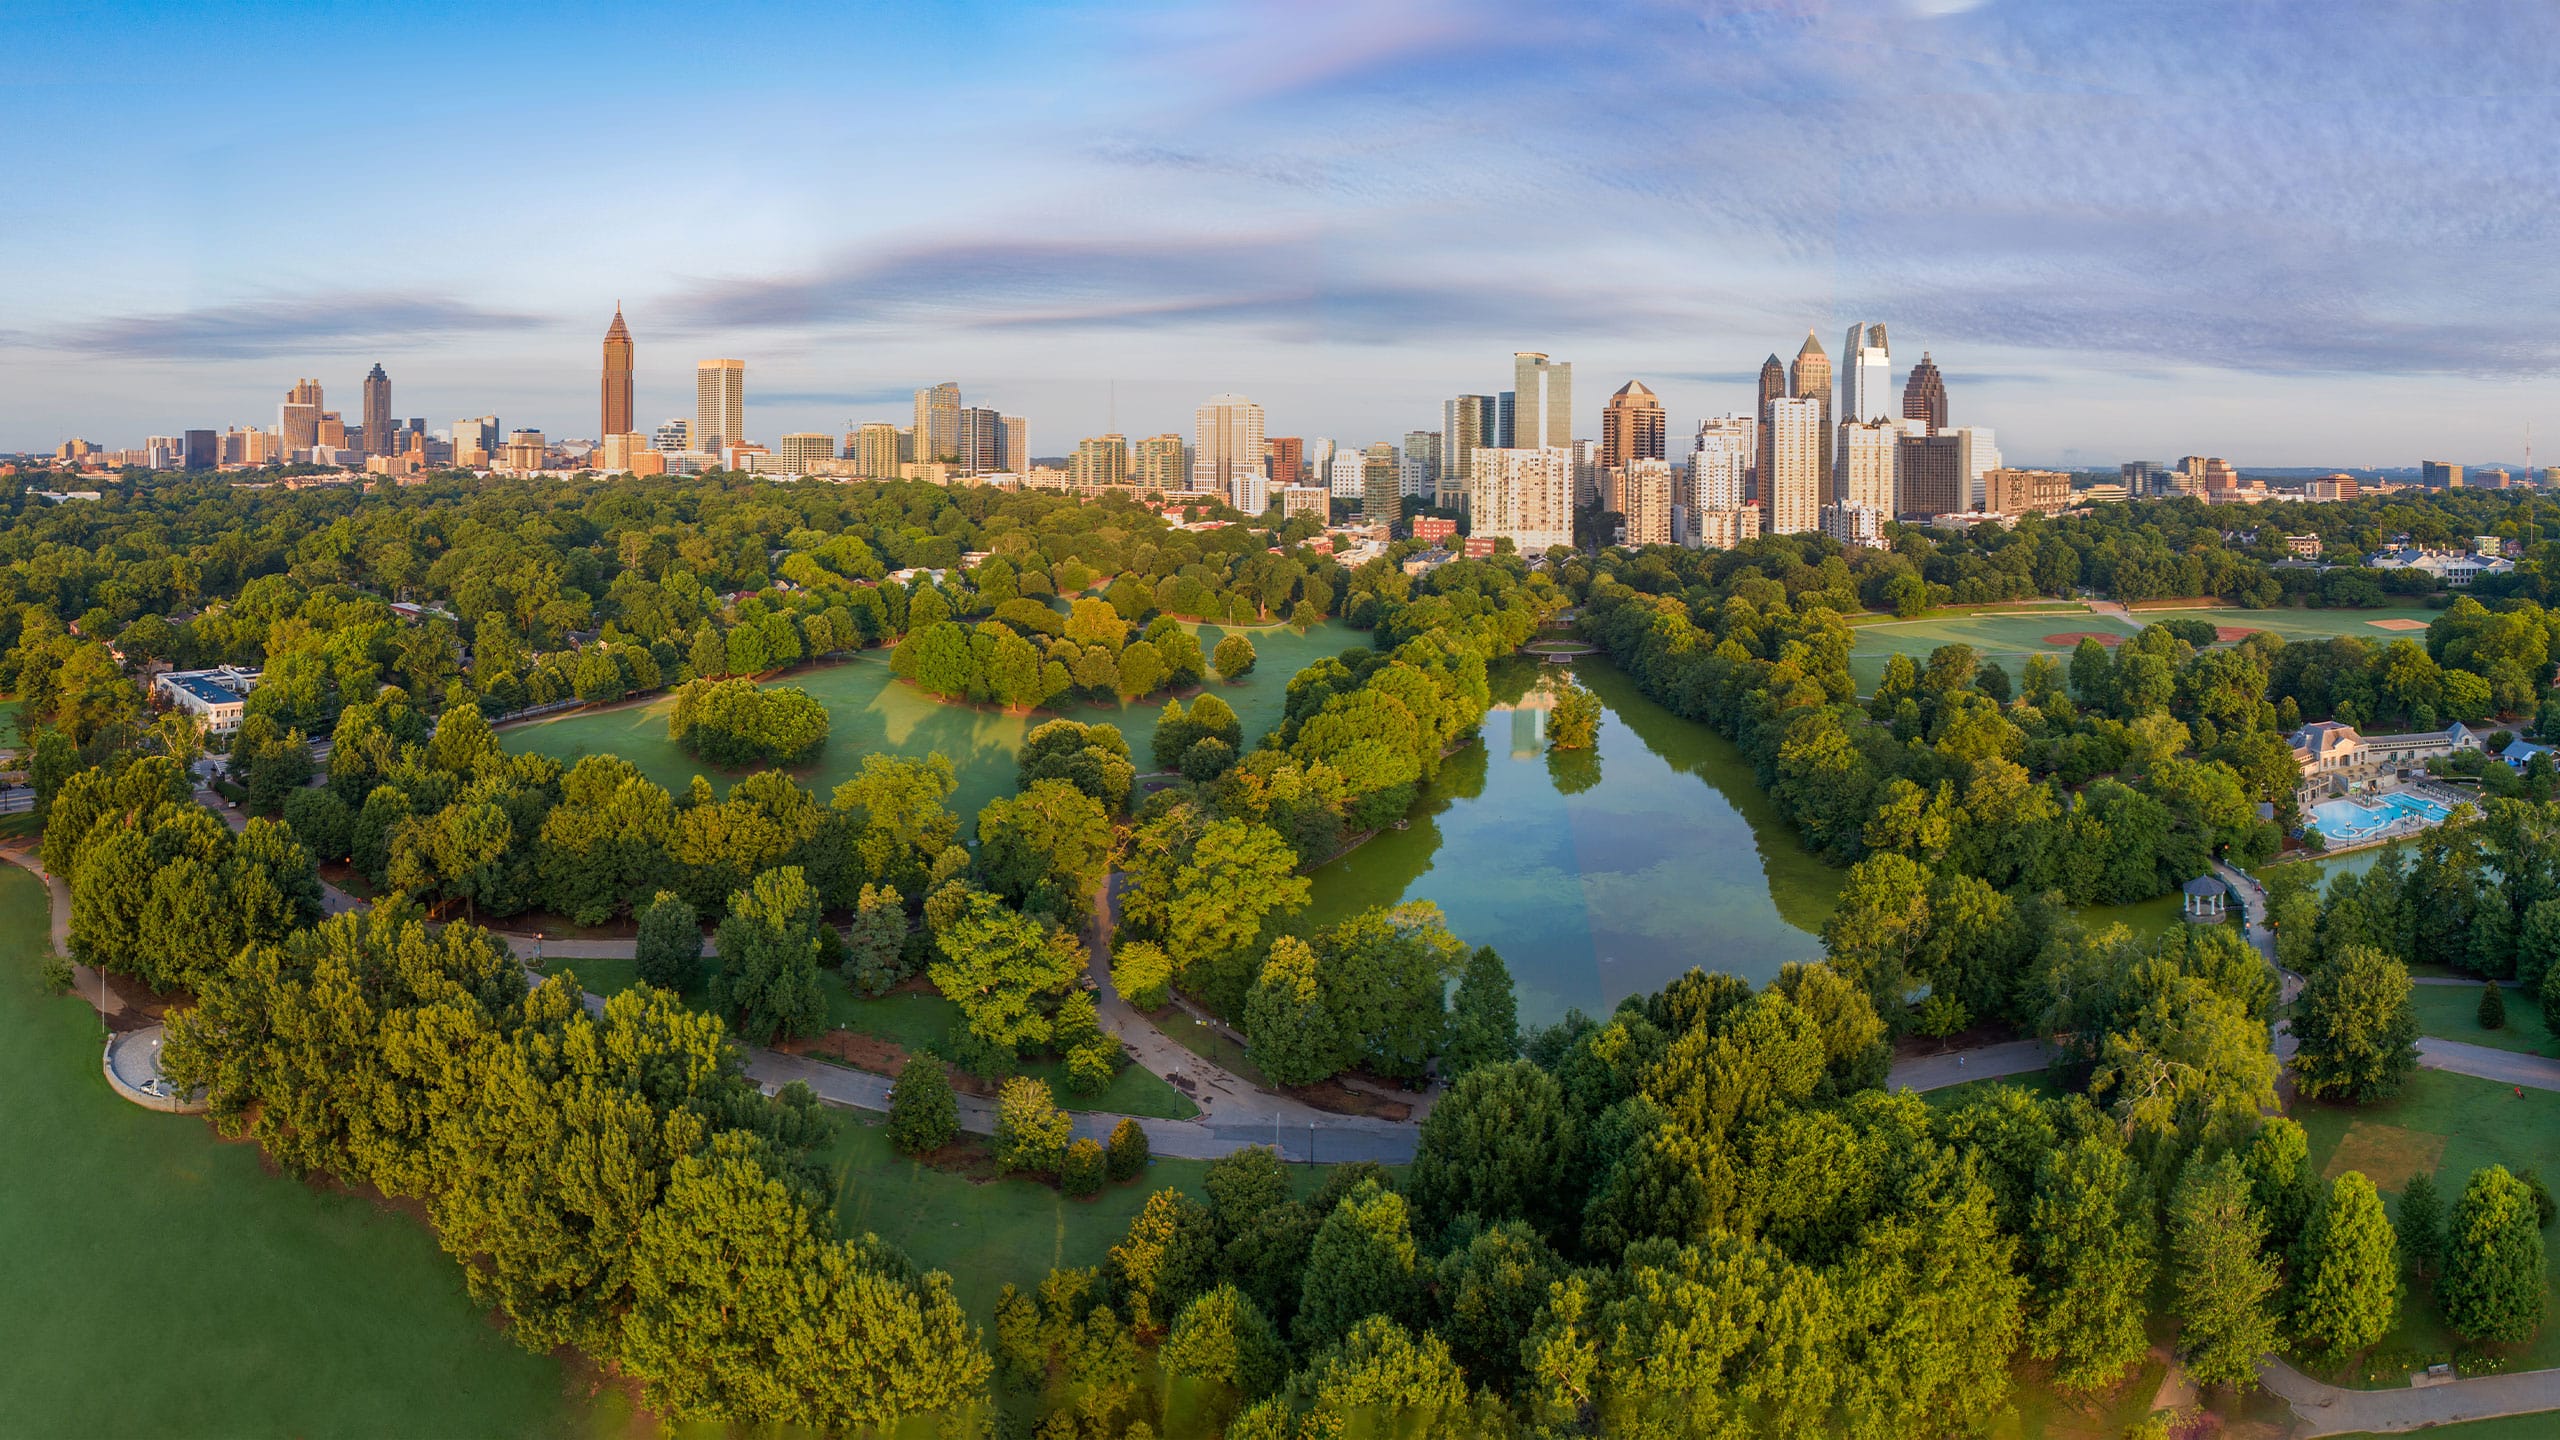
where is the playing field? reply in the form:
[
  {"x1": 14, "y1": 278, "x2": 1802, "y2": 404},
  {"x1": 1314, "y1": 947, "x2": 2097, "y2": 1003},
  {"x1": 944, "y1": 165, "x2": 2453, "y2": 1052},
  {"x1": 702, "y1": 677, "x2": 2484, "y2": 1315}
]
[
  {"x1": 502, "y1": 619, "x2": 1359, "y2": 829},
  {"x1": 1849, "y1": 605, "x2": 2441, "y2": 694}
]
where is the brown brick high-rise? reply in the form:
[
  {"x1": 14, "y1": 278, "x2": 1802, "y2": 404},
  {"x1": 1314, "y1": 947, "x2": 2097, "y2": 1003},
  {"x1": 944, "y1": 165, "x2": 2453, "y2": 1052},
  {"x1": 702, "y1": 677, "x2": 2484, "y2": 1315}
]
[
  {"x1": 1902, "y1": 351, "x2": 1947, "y2": 433},
  {"x1": 601, "y1": 305, "x2": 635, "y2": 439}
]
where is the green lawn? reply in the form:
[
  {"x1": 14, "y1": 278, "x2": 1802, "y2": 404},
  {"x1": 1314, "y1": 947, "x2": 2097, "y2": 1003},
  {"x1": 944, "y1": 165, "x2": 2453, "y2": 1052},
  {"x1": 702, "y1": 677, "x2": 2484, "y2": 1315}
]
[
  {"x1": 558, "y1": 957, "x2": 1198, "y2": 1120},
  {"x1": 1919, "y1": 1073, "x2": 2065, "y2": 1111},
  {"x1": 501, "y1": 621, "x2": 1359, "y2": 832},
  {"x1": 2293, "y1": 1068, "x2": 2560, "y2": 1382},
  {"x1": 2412, "y1": 983, "x2": 2555, "y2": 1058},
  {"x1": 0, "y1": 868, "x2": 601, "y2": 1438},
  {"x1": 2335, "y1": 1418, "x2": 2560, "y2": 1439},
  {"x1": 1149, "y1": 1006, "x2": 1270, "y2": 1089},
  {"x1": 1848, "y1": 604, "x2": 2440, "y2": 694},
  {"x1": 818, "y1": 1114, "x2": 1336, "y2": 1322}
]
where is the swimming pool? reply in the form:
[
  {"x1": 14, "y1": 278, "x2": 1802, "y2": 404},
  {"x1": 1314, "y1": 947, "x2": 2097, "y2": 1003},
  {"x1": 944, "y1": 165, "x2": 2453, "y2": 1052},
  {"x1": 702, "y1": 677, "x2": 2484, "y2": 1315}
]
[{"x1": 2310, "y1": 791, "x2": 2453, "y2": 844}]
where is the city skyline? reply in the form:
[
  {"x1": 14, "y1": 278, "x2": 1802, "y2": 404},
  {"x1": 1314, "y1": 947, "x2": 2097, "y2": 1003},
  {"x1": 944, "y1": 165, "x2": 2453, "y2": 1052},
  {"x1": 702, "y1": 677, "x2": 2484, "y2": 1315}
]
[{"x1": 8, "y1": 2, "x2": 2560, "y2": 464}]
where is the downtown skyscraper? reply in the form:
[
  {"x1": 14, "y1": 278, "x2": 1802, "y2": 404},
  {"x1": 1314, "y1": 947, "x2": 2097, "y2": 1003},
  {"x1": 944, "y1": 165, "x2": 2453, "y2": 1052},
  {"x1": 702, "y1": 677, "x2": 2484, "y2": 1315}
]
[
  {"x1": 601, "y1": 306, "x2": 635, "y2": 439},
  {"x1": 361, "y1": 363, "x2": 392, "y2": 455},
  {"x1": 696, "y1": 359, "x2": 745, "y2": 454},
  {"x1": 1837, "y1": 323, "x2": 1892, "y2": 425},
  {"x1": 1510, "y1": 352, "x2": 1572, "y2": 452},
  {"x1": 1902, "y1": 352, "x2": 1947, "y2": 433}
]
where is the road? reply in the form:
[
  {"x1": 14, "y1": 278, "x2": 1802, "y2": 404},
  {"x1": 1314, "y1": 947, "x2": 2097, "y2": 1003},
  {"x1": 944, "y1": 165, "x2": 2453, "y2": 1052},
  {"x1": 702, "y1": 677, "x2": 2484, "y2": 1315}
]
[{"x1": 2262, "y1": 1354, "x2": 2560, "y2": 1436}]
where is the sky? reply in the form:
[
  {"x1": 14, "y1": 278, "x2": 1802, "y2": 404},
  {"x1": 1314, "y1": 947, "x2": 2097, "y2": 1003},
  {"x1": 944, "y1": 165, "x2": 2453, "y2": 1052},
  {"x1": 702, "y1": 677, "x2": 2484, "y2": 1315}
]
[{"x1": 8, "y1": 0, "x2": 2560, "y2": 466}]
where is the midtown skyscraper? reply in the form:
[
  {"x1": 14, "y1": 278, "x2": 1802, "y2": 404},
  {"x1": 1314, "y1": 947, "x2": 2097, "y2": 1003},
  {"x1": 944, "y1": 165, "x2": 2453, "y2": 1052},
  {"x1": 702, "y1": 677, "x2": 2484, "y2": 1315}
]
[
  {"x1": 601, "y1": 306, "x2": 635, "y2": 439},
  {"x1": 1193, "y1": 393, "x2": 1267, "y2": 512},
  {"x1": 1902, "y1": 352, "x2": 1947, "y2": 433},
  {"x1": 1601, "y1": 380, "x2": 1666, "y2": 469},
  {"x1": 1440, "y1": 394, "x2": 1496, "y2": 509},
  {"x1": 1754, "y1": 354, "x2": 1786, "y2": 503},
  {"x1": 1789, "y1": 330, "x2": 1833, "y2": 490},
  {"x1": 696, "y1": 359, "x2": 745, "y2": 454},
  {"x1": 913, "y1": 383, "x2": 960, "y2": 464},
  {"x1": 1510, "y1": 352, "x2": 1573, "y2": 451},
  {"x1": 1838, "y1": 323, "x2": 1891, "y2": 425},
  {"x1": 361, "y1": 364, "x2": 392, "y2": 455}
]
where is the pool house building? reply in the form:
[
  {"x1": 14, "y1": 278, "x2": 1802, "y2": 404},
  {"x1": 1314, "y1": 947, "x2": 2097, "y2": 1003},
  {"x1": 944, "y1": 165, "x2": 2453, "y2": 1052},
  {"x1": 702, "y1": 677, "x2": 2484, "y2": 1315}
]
[{"x1": 2287, "y1": 719, "x2": 2484, "y2": 811}]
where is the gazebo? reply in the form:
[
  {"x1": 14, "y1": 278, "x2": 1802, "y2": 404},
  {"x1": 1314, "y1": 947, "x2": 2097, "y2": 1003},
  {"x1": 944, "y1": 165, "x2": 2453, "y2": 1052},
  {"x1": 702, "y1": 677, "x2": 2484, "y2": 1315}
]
[{"x1": 2181, "y1": 876, "x2": 2229, "y2": 922}]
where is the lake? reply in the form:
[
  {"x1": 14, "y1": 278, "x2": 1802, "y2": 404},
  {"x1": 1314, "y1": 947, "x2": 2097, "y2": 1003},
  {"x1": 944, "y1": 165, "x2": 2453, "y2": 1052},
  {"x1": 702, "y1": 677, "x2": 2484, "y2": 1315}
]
[{"x1": 1295, "y1": 658, "x2": 1844, "y2": 1025}]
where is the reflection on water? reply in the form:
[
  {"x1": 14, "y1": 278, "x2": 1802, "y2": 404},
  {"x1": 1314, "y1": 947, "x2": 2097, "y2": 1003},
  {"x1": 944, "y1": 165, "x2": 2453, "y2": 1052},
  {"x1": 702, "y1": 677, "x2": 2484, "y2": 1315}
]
[{"x1": 1296, "y1": 658, "x2": 1843, "y2": 1025}]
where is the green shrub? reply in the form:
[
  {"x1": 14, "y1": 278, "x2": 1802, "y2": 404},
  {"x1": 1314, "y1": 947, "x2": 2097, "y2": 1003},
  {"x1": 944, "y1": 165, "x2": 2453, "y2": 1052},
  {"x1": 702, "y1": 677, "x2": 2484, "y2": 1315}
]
[
  {"x1": 886, "y1": 1055, "x2": 959, "y2": 1156},
  {"x1": 2480, "y1": 981, "x2": 2507, "y2": 1031},
  {"x1": 1107, "y1": 1117, "x2": 1151, "y2": 1181},
  {"x1": 1061, "y1": 1138, "x2": 1106, "y2": 1197}
]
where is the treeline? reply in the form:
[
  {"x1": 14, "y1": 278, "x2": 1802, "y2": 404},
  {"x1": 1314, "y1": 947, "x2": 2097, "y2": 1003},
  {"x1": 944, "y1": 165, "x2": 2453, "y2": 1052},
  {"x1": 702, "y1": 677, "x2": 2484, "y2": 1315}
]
[
  {"x1": 2264, "y1": 798, "x2": 2560, "y2": 987},
  {"x1": 669, "y1": 676, "x2": 829, "y2": 767},
  {"x1": 158, "y1": 906, "x2": 992, "y2": 1432}
]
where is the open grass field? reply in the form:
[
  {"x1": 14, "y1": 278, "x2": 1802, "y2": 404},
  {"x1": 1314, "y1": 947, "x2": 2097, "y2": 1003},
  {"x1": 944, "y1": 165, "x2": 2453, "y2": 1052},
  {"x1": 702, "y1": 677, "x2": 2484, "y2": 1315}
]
[
  {"x1": 0, "y1": 868, "x2": 605, "y2": 1438},
  {"x1": 2293, "y1": 1067, "x2": 2560, "y2": 1382},
  {"x1": 1848, "y1": 604, "x2": 2442, "y2": 694},
  {"x1": 2411, "y1": 983, "x2": 2555, "y2": 1058},
  {"x1": 501, "y1": 620, "x2": 1358, "y2": 831},
  {"x1": 817, "y1": 1113, "x2": 1338, "y2": 1322},
  {"x1": 1919, "y1": 1072, "x2": 2065, "y2": 1111},
  {"x1": 558, "y1": 956, "x2": 1198, "y2": 1119}
]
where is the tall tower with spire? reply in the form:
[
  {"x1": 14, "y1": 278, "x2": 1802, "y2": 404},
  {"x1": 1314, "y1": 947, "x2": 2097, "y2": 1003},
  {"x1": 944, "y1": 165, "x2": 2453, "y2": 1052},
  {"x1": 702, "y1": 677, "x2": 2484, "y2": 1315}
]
[
  {"x1": 601, "y1": 305, "x2": 635, "y2": 439},
  {"x1": 361, "y1": 363, "x2": 392, "y2": 455},
  {"x1": 1790, "y1": 330, "x2": 1833, "y2": 488},
  {"x1": 1902, "y1": 351, "x2": 1947, "y2": 433},
  {"x1": 1754, "y1": 354, "x2": 1786, "y2": 504}
]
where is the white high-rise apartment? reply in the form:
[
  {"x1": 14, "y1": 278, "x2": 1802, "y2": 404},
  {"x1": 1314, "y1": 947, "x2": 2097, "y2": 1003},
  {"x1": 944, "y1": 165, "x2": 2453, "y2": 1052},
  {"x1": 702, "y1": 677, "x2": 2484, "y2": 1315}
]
[
  {"x1": 1327, "y1": 447, "x2": 1364, "y2": 501},
  {"x1": 1620, "y1": 458, "x2": 1674, "y2": 547},
  {"x1": 1510, "y1": 353, "x2": 1573, "y2": 452},
  {"x1": 652, "y1": 418, "x2": 690, "y2": 452},
  {"x1": 1764, "y1": 396, "x2": 1825, "y2": 535},
  {"x1": 696, "y1": 360, "x2": 745, "y2": 454},
  {"x1": 1233, "y1": 469, "x2": 1271, "y2": 515},
  {"x1": 1954, "y1": 427, "x2": 2001, "y2": 509},
  {"x1": 1192, "y1": 393, "x2": 1267, "y2": 511},
  {"x1": 1838, "y1": 323, "x2": 1892, "y2": 425},
  {"x1": 1467, "y1": 447, "x2": 1575, "y2": 554},
  {"x1": 1837, "y1": 419, "x2": 1899, "y2": 511},
  {"x1": 1688, "y1": 417, "x2": 1756, "y2": 510}
]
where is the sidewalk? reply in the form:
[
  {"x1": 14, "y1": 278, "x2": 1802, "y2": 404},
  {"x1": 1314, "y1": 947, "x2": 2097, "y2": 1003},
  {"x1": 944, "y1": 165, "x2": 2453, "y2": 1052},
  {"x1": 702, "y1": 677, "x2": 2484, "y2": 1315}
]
[{"x1": 2262, "y1": 1354, "x2": 2560, "y2": 1435}]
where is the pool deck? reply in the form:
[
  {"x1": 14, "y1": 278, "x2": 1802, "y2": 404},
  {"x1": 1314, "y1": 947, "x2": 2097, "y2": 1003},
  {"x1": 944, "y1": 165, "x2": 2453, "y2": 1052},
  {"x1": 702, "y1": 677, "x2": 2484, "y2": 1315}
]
[{"x1": 2301, "y1": 779, "x2": 2475, "y2": 856}]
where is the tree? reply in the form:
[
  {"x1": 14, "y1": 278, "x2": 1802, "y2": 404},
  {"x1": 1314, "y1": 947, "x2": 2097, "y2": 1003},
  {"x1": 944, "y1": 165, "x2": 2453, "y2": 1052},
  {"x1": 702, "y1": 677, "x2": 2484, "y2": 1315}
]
[
  {"x1": 1122, "y1": 812, "x2": 1309, "y2": 1012},
  {"x1": 1106, "y1": 1117, "x2": 1150, "y2": 1181},
  {"x1": 1062, "y1": 1138, "x2": 1106, "y2": 1196},
  {"x1": 1110, "y1": 939, "x2": 1173, "y2": 1011},
  {"x1": 887, "y1": 1055, "x2": 958, "y2": 1155},
  {"x1": 2398, "y1": 1173, "x2": 2447, "y2": 1278},
  {"x1": 1162, "y1": 1284, "x2": 1285, "y2": 1404},
  {"x1": 1296, "y1": 1179, "x2": 1423, "y2": 1349},
  {"x1": 1107, "y1": 1188, "x2": 1217, "y2": 1334},
  {"x1": 667, "y1": 678, "x2": 829, "y2": 768},
  {"x1": 281, "y1": 785, "x2": 354, "y2": 863},
  {"x1": 1212, "y1": 633, "x2": 1256, "y2": 682},
  {"x1": 1405, "y1": 1061, "x2": 1578, "y2": 1243},
  {"x1": 992, "y1": 1076, "x2": 1071, "y2": 1176},
  {"x1": 2545, "y1": 961, "x2": 2560, "y2": 1040},
  {"x1": 2290, "y1": 944, "x2": 2421, "y2": 1104},
  {"x1": 2290, "y1": 1171, "x2": 2400, "y2": 1360},
  {"x1": 976, "y1": 779, "x2": 1115, "y2": 924},
  {"x1": 928, "y1": 888, "x2": 1085, "y2": 1058},
  {"x1": 709, "y1": 867, "x2": 829, "y2": 1043},
  {"x1": 1546, "y1": 677, "x2": 1601, "y2": 750},
  {"x1": 2480, "y1": 980, "x2": 2508, "y2": 1030},
  {"x1": 2441, "y1": 1165, "x2": 2547, "y2": 1343},
  {"x1": 1244, "y1": 936, "x2": 1338, "y2": 1086},
  {"x1": 1440, "y1": 945, "x2": 1519, "y2": 1076},
  {"x1": 634, "y1": 890, "x2": 704, "y2": 993},
  {"x1": 2168, "y1": 1155, "x2": 2283, "y2": 1392},
  {"x1": 2025, "y1": 1135, "x2": 2157, "y2": 1392},
  {"x1": 842, "y1": 883, "x2": 908, "y2": 995}
]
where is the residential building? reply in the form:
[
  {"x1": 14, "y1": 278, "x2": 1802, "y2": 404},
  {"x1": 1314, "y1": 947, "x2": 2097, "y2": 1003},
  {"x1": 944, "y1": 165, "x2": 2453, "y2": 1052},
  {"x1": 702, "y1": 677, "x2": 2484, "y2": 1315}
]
[
  {"x1": 1902, "y1": 351, "x2": 1947, "y2": 433},
  {"x1": 1896, "y1": 432, "x2": 1966, "y2": 516},
  {"x1": 1266, "y1": 435, "x2": 1304, "y2": 488},
  {"x1": 1401, "y1": 431, "x2": 1441, "y2": 499},
  {"x1": 695, "y1": 359, "x2": 745, "y2": 454},
  {"x1": 1361, "y1": 442, "x2": 1399, "y2": 525},
  {"x1": 1763, "y1": 396, "x2": 1825, "y2": 535},
  {"x1": 1984, "y1": 467, "x2": 2072, "y2": 516},
  {"x1": 1134, "y1": 433, "x2": 1187, "y2": 491},
  {"x1": 1511, "y1": 352, "x2": 1573, "y2": 451},
  {"x1": 914, "y1": 383, "x2": 961, "y2": 463},
  {"x1": 1820, "y1": 504, "x2": 1887, "y2": 547},
  {"x1": 602, "y1": 306, "x2": 634, "y2": 439},
  {"x1": 1953, "y1": 427, "x2": 2002, "y2": 509},
  {"x1": 853, "y1": 422, "x2": 902, "y2": 477},
  {"x1": 1441, "y1": 395, "x2": 1495, "y2": 508},
  {"x1": 1692, "y1": 506, "x2": 1760, "y2": 551},
  {"x1": 1493, "y1": 390, "x2": 1516, "y2": 449},
  {"x1": 153, "y1": 666, "x2": 262, "y2": 734},
  {"x1": 1837, "y1": 419, "x2": 1899, "y2": 512},
  {"x1": 955, "y1": 406, "x2": 1003, "y2": 474},
  {"x1": 1838, "y1": 323, "x2": 1891, "y2": 425},
  {"x1": 1467, "y1": 447, "x2": 1575, "y2": 553},
  {"x1": 1619, "y1": 458, "x2": 1674, "y2": 546},
  {"x1": 652, "y1": 418, "x2": 690, "y2": 453},
  {"x1": 1328, "y1": 447, "x2": 1365, "y2": 501},
  {"x1": 1192, "y1": 392, "x2": 1267, "y2": 511},
  {"x1": 1001, "y1": 415, "x2": 1028, "y2": 474},
  {"x1": 1690, "y1": 416, "x2": 1755, "y2": 511},
  {"x1": 2422, "y1": 459, "x2": 2464, "y2": 489},
  {"x1": 775, "y1": 433, "x2": 836, "y2": 471},
  {"x1": 144, "y1": 436, "x2": 180, "y2": 469},
  {"x1": 1601, "y1": 380, "x2": 1666, "y2": 469},
  {"x1": 2285, "y1": 534, "x2": 2323, "y2": 558},
  {"x1": 1411, "y1": 516, "x2": 1459, "y2": 546},
  {"x1": 361, "y1": 363, "x2": 392, "y2": 456},
  {"x1": 1070, "y1": 434, "x2": 1130, "y2": 491},
  {"x1": 1282, "y1": 485, "x2": 1328, "y2": 521}
]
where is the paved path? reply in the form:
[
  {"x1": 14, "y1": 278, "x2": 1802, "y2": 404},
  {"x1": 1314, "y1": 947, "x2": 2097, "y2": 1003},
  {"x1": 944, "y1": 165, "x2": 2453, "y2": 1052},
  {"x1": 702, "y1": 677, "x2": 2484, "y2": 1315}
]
[
  {"x1": 2262, "y1": 1354, "x2": 2560, "y2": 1435},
  {"x1": 0, "y1": 840, "x2": 129, "y2": 1024},
  {"x1": 2085, "y1": 599, "x2": 2146, "y2": 633},
  {"x1": 1888, "y1": 1038, "x2": 2050, "y2": 1092}
]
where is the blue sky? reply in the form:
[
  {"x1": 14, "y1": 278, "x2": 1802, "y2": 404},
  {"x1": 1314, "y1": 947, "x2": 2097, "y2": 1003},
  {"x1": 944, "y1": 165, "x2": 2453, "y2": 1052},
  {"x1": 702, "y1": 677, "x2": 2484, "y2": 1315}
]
[{"x1": 8, "y1": 0, "x2": 2560, "y2": 465}]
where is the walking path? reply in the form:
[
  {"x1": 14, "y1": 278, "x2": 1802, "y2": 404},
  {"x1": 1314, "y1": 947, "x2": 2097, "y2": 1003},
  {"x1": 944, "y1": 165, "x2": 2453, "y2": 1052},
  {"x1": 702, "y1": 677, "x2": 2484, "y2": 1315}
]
[
  {"x1": 1886, "y1": 1038, "x2": 2050, "y2": 1092},
  {"x1": 2261, "y1": 1354, "x2": 2560, "y2": 1435}
]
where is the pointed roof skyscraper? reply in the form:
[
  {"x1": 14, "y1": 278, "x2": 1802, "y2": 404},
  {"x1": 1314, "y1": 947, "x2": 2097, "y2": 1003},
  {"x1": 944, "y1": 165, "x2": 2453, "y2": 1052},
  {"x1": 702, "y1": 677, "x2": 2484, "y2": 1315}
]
[{"x1": 601, "y1": 304, "x2": 635, "y2": 438}]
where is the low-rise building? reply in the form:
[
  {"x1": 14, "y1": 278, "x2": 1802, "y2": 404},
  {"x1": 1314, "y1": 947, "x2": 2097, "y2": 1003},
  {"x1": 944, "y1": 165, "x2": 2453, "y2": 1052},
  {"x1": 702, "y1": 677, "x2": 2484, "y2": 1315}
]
[
  {"x1": 2288, "y1": 719, "x2": 2484, "y2": 808},
  {"x1": 2364, "y1": 547, "x2": 2514, "y2": 587},
  {"x1": 154, "y1": 665, "x2": 262, "y2": 734}
]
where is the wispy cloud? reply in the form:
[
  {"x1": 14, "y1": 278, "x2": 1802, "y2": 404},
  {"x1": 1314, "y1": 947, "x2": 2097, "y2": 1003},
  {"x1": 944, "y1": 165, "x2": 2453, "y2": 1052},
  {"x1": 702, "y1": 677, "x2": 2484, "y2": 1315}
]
[{"x1": 35, "y1": 294, "x2": 545, "y2": 360}]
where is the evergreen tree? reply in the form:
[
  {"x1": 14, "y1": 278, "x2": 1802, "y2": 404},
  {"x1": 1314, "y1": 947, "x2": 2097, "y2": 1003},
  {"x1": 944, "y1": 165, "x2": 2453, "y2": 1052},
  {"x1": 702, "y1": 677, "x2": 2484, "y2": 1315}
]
[
  {"x1": 1297, "y1": 1179, "x2": 1424, "y2": 1350},
  {"x1": 2026, "y1": 1135, "x2": 2157, "y2": 1392},
  {"x1": 2290, "y1": 1171, "x2": 2400, "y2": 1360},
  {"x1": 2168, "y1": 1154, "x2": 2283, "y2": 1391},
  {"x1": 2441, "y1": 1165, "x2": 2547, "y2": 1343},
  {"x1": 1162, "y1": 1283, "x2": 1285, "y2": 1405},
  {"x1": 709, "y1": 867, "x2": 829, "y2": 1043},
  {"x1": 2397, "y1": 1173, "x2": 2447, "y2": 1278},
  {"x1": 1440, "y1": 944, "x2": 1519, "y2": 1076},
  {"x1": 1405, "y1": 1060, "x2": 1578, "y2": 1243},
  {"x1": 886, "y1": 1055, "x2": 958, "y2": 1155},
  {"x1": 633, "y1": 890, "x2": 703, "y2": 992},
  {"x1": 2479, "y1": 979, "x2": 2508, "y2": 1030},
  {"x1": 1106, "y1": 1117, "x2": 1150, "y2": 1181},
  {"x1": 992, "y1": 1076, "x2": 1071, "y2": 1176}
]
